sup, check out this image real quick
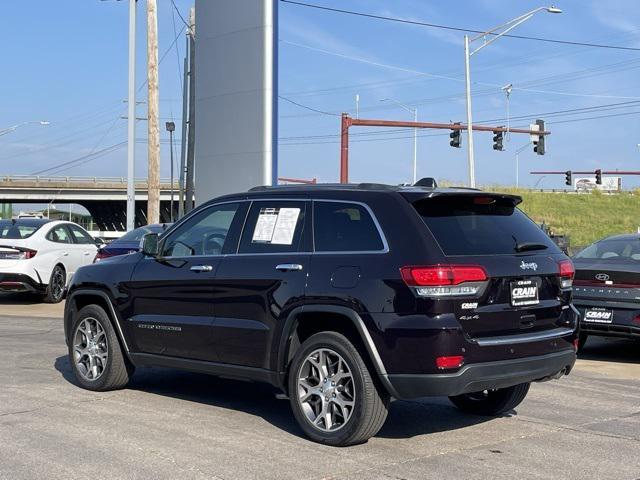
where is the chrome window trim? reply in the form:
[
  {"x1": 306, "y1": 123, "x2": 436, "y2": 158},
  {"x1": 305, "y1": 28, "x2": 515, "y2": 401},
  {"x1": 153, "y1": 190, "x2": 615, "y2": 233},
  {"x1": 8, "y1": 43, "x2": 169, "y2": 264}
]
[
  {"x1": 312, "y1": 199, "x2": 389, "y2": 255},
  {"x1": 154, "y1": 196, "x2": 389, "y2": 260}
]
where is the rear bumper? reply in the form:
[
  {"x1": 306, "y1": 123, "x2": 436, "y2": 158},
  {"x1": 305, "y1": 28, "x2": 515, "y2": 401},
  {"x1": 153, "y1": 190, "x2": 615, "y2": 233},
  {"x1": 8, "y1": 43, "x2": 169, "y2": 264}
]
[
  {"x1": 574, "y1": 302, "x2": 640, "y2": 339},
  {"x1": 0, "y1": 273, "x2": 45, "y2": 293},
  {"x1": 384, "y1": 349, "x2": 576, "y2": 399}
]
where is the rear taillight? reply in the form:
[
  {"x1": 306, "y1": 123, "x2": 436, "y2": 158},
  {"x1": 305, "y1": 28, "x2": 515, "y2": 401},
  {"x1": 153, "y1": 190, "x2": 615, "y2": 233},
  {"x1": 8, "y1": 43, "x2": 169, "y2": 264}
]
[
  {"x1": 436, "y1": 355, "x2": 465, "y2": 370},
  {"x1": 400, "y1": 265, "x2": 488, "y2": 297},
  {"x1": 17, "y1": 249, "x2": 37, "y2": 259},
  {"x1": 558, "y1": 259, "x2": 575, "y2": 289},
  {"x1": 93, "y1": 250, "x2": 115, "y2": 263}
]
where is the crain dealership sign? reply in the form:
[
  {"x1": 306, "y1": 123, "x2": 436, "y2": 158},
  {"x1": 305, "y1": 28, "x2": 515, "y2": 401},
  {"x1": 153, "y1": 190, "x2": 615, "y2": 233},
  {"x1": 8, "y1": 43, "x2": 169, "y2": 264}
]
[{"x1": 574, "y1": 177, "x2": 621, "y2": 192}]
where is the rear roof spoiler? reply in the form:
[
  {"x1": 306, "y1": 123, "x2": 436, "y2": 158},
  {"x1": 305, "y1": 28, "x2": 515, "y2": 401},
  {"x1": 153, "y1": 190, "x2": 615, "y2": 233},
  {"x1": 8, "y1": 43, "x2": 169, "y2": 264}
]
[{"x1": 402, "y1": 191, "x2": 522, "y2": 206}]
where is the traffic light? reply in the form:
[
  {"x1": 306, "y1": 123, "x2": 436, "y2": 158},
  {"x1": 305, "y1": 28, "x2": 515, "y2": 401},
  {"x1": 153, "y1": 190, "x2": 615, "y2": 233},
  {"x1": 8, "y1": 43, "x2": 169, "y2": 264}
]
[
  {"x1": 565, "y1": 171, "x2": 572, "y2": 186},
  {"x1": 595, "y1": 169, "x2": 602, "y2": 185},
  {"x1": 492, "y1": 130, "x2": 504, "y2": 151},
  {"x1": 449, "y1": 123, "x2": 461, "y2": 148},
  {"x1": 532, "y1": 119, "x2": 546, "y2": 155}
]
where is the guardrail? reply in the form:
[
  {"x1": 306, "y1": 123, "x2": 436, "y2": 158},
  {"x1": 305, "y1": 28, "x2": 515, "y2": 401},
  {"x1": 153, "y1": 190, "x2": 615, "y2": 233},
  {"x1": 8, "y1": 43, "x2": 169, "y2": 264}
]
[{"x1": 0, "y1": 175, "x2": 175, "y2": 184}]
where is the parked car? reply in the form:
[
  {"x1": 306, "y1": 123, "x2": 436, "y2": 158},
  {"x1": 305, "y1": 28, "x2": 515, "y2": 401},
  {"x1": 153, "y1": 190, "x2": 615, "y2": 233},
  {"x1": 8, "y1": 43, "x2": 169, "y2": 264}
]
[
  {"x1": 0, "y1": 219, "x2": 99, "y2": 303},
  {"x1": 573, "y1": 233, "x2": 640, "y2": 349},
  {"x1": 64, "y1": 182, "x2": 578, "y2": 446},
  {"x1": 94, "y1": 223, "x2": 171, "y2": 262}
]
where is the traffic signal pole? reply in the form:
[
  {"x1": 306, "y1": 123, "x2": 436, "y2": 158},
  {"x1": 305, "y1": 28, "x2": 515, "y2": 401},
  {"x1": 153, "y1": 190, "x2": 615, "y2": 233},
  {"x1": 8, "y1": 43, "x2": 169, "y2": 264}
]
[{"x1": 339, "y1": 114, "x2": 550, "y2": 184}]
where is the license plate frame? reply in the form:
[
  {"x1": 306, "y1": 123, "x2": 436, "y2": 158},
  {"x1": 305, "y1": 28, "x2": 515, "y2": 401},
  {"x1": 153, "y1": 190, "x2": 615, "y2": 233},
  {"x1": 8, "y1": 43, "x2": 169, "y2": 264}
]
[
  {"x1": 510, "y1": 279, "x2": 539, "y2": 307},
  {"x1": 583, "y1": 307, "x2": 614, "y2": 324}
]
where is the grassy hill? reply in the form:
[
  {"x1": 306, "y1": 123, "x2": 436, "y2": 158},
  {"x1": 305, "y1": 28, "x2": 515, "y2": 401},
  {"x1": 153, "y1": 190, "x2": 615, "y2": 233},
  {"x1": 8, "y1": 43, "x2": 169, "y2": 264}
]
[{"x1": 496, "y1": 189, "x2": 640, "y2": 249}]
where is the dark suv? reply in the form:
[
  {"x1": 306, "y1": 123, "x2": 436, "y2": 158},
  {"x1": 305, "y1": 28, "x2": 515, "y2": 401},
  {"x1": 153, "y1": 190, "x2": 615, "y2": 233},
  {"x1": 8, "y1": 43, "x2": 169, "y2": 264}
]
[{"x1": 64, "y1": 183, "x2": 578, "y2": 446}]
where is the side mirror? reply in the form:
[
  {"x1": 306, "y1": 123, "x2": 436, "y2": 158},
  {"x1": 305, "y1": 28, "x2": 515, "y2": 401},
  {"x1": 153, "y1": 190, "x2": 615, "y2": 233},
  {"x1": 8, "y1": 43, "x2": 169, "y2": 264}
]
[
  {"x1": 94, "y1": 237, "x2": 105, "y2": 247},
  {"x1": 141, "y1": 233, "x2": 160, "y2": 256}
]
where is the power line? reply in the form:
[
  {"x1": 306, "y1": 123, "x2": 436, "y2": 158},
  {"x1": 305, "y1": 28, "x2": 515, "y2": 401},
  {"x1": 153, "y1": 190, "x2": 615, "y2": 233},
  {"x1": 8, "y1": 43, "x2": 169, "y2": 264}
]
[
  {"x1": 30, "y1": 142, "x2": 127, "y2": 176},
  {"x1": 279, "y1": 96, "x2": 341, "y2": 116},
  {"x1": 170, "y1": 0, "x2": 184, "y2": 92},
  {"x1": 280, "y1": 0, "x2": 640, "y2": 52},
  {"x1": 170, "y1": 0, "x2": 190, "y2": 30}
]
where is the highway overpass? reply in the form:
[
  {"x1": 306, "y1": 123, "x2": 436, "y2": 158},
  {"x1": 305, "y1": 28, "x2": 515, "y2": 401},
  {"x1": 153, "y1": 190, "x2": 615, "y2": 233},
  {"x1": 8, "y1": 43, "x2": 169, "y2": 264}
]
[{"x1": 0, "y1": 176, "x2": 182, "y2": 231}]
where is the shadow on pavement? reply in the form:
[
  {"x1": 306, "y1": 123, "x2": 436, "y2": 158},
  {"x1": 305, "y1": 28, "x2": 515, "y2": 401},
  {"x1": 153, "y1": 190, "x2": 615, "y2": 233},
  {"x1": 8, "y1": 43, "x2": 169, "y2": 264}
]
[
  {"x1": 0, "y1": 292, "x2": 46, "y2": 305},
  {"x1": 578, "y1": 336, "x2": 640, "y2": 365},
  {"x1": 54, "y1": 355, "x2": 490, "y2": 441}
]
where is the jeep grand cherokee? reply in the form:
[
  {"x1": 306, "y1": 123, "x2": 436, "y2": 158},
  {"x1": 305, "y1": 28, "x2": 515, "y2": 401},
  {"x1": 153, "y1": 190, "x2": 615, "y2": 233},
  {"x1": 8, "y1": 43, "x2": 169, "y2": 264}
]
[{"x1": 64, "y1": 182, "x2": 578, "y2": 446}]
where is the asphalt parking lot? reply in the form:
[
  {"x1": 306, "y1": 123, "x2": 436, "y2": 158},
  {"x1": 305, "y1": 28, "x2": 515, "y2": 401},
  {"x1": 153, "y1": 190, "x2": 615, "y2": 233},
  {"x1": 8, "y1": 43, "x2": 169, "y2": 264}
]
[{"x1": 1, "y1": 294, "x2": 639, "y2": 480}]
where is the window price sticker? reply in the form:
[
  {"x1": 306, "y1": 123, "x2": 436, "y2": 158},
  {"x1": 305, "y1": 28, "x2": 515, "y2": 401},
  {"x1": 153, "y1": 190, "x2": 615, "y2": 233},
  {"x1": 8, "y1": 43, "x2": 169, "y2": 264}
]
[{"x1": 252, "y1": 207, "x2": 300, "y2": 245}]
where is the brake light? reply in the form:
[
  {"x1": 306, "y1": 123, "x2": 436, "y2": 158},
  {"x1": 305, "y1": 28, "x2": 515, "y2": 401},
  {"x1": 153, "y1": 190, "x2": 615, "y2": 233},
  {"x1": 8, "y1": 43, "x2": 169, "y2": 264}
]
[
  {"x1": 11, "y1": 249, "x2": 38, "y2": 260},
  {"x1": 93, "y1": 250, "x2": 115, "y2": 263},
  {"x1": 436, "y1": 355, "x2": 465, "y2": 370},
  {"x1": 401, "y1": 265, "x2": 488, "y2": 297},
  {"x1": 558, "y1": 259, "x2": 575, "y2": 289}
]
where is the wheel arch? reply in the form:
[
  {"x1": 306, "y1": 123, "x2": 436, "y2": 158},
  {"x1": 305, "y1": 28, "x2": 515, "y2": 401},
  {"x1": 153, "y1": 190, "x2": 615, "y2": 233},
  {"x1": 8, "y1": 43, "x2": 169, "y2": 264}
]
[
  {"x1": 64, "y1": 289, "x2": 130, "y2": 355},
  {"x1": 277, "y1": 305, "x2": 399, "y2": 398}
]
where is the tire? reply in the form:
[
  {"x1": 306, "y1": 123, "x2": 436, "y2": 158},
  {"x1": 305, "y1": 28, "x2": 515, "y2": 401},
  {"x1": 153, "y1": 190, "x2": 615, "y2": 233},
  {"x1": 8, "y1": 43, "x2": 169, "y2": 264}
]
[
  {"x1": 43, "y1": 265, "x2": 66, "y2": 303},
  {"x1": 577, "y1": 333, "x2": 588, "y2": 353},
  {"x1": 68, "y1": 304, "x2": 133, "y2": 391},
  {"x1": 288, "y1": 331, "x2": 389, "y2": 447},
  {"x1": 449, "y1": 382, "x2": 530, "y2": 416}
]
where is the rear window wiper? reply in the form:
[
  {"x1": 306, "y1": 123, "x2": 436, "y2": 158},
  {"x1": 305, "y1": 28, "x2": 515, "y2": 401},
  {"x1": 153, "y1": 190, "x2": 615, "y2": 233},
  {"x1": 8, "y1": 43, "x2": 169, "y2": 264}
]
[{"x1": 515, "y1": 242, "x2": 548, "y2": 253}]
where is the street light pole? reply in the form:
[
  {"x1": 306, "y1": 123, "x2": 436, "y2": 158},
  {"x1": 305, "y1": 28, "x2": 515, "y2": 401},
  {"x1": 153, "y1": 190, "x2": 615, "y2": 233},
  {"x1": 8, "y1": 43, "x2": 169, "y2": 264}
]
[
  {"x1": 463, "y1": 6, "x2": 562, "y2": 188},
  {"x1": 166, "y1": 121, "x2": 176, "y2": 222},
  {"x1": 464, "y1": 35, "x2": 475, "y2": 188},
  {"x1": 126, "y1": 0, "x2": 137, "y2": 231},
  {"x1": 381, "y1": 98, "x2": 418, "y2": 184}
]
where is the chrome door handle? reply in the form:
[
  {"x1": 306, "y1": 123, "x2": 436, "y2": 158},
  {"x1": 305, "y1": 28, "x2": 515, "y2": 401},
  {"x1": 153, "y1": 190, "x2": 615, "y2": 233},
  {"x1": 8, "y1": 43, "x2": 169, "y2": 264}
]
[
  {"x1": 275, "y1": 263, "x2": 303, "y2": 272},
  {"x1": 190, "y1": 265, "x2": 213, "y2": 272}
]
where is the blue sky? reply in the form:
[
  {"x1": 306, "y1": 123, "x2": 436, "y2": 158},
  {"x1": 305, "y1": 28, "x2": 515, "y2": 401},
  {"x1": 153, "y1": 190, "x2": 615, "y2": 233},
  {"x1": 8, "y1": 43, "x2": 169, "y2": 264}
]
[{"x1": 1, "y1": 0, "x2": 639, "y2": 190}]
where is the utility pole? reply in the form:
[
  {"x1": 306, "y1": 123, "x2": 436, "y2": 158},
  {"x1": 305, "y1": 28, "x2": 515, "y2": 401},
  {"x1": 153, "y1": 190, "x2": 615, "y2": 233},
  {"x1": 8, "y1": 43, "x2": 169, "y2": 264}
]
[
  {"x1": 185, "y1": 7, "x2": 196, "y2": 213},
  {"x1": 178, "y1": 51, "x2": 188, "y2": 219},
  {"x1": 126, "y1": 0, "x2": 137, "y2": 231},
  {"x1": 146, "y1": 0, "x2": 160, "y2": 224}
]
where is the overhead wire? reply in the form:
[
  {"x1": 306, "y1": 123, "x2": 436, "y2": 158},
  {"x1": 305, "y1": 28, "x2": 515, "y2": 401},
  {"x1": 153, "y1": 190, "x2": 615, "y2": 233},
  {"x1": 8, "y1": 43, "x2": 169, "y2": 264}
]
[{"x1": 280, "y1": 0, "x2": 640, "y2": 52}]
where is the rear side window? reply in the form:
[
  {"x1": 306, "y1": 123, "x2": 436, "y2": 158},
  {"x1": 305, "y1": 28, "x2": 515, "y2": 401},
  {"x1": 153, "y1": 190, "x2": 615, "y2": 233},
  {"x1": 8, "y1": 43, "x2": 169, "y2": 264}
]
[
  {"x1": 0, "y1": 221, "x2": 41, "y2": 239},
  {"x1": 46, "y1": 225, "x2": 72, "y2": 244},
  {"x1": 238, "y1": 201, "x2": 307, "y2": 254},
  {"x1": 414, "y1": 196, "x2": 559, "y2": 256},
  {"x1": 314, "y1": 201, "x2": 384, "y2": 252},
  {"x1": 575, "y1": 238, "x2": 640, "y2": 262}
]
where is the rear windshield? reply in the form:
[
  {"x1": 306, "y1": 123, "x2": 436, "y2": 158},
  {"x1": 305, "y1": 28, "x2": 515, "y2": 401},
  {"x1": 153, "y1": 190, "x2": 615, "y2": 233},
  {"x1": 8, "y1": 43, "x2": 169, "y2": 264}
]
[
  {"x1": 414, "y1": 196, "x2": 559, "y2": 256},
  {"x1": 0, "y1": 221, "x2": 43, "y2": 239},
  {"x1": 575, "y1": 238, "x2": 640, "y2": 262}
]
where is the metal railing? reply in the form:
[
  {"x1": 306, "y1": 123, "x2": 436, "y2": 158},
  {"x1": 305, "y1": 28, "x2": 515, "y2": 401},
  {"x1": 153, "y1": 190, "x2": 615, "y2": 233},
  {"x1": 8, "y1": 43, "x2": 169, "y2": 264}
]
[{"x1": 0, "y1": 175, "x2": 175, "y2": 184}]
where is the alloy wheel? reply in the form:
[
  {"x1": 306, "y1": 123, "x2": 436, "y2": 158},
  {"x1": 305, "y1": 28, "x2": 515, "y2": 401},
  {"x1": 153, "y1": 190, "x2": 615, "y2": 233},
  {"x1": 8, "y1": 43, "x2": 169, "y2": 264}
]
[
  {"x1": 50, "y1": 268, "x2": 65, "y2": 301},
  {"x1": 297, "y1": 348, "x2": 355, "y2": 432},
  {"x1": 73, "y1": 317, "x2": 109, "y2": 381}
]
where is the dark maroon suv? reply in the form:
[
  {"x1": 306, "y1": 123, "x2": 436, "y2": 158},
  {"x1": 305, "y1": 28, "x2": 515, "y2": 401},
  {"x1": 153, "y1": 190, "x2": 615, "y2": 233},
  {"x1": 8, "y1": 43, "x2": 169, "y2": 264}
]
[{"x1": 64, "y1": 182, "x2": 578, "y2": 446}]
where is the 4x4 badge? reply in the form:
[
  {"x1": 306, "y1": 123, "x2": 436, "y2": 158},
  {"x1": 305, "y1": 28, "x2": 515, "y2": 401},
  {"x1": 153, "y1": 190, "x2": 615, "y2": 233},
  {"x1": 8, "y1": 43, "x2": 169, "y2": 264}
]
[{"x1": 520, "y1": 261, "x2": 538, "y2": 271}]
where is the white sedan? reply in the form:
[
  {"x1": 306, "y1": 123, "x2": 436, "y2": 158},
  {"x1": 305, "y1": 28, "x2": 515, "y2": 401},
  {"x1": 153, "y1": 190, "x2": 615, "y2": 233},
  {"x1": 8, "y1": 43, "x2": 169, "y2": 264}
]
[{"x1": 0, "y1": 219, "x2": 98, "y2": 303}]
